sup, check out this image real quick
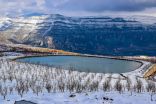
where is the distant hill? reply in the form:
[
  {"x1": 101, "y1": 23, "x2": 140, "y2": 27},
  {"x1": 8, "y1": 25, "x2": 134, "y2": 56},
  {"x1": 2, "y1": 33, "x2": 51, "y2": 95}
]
[{"x1": 0, "y1": 14, "x2": 156, "y2": 56}]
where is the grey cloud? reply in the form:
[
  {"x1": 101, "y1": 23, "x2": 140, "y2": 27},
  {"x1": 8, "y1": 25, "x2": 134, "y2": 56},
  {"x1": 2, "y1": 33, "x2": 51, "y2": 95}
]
[
  {"x1": 0, "y1": 0, "x2": 156, "y2": 16},
  {"x1": 0, "y1": 0, "x2": 46, "y2": 16},
  {"x1": 57, "y1": 0, "x2": 156, "y2": 12}
]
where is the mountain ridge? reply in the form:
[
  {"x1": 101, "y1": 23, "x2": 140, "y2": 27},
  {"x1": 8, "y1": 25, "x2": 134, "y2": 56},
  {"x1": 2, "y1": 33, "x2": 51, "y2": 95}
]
[{"x1": 0, "y1": 14, "x2": 156, "y2": 56}]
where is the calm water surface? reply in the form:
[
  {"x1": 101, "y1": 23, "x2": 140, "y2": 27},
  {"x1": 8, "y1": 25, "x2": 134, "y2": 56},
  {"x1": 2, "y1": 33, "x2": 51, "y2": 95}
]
[{"x1": 17, "y1": 56, "x2": 142, "y2": 73}]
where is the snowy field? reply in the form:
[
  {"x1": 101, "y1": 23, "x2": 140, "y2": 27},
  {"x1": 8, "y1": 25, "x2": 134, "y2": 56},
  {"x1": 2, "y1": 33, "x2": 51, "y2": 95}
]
[
  {"x1": 2, "y1": 91, "x2": 156, "y2": 104},
  {"x1": 0, "y1": 56, "x2": 155, "y2": 104}
]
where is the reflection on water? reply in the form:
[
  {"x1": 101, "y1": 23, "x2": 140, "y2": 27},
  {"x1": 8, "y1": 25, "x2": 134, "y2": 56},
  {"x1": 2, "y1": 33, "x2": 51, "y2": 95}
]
[{"x1": 17, "y1": 56, "x2": 142, "y2": 73}]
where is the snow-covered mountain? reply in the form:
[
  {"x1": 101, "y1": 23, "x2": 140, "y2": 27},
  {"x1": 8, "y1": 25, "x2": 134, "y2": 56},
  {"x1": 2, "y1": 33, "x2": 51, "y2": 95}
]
[
  {"x1": 0, "y1": 14, "x2": 156, "y2": 56},
  {"x1": 0, "y1": 17, "x2": 12, "y2": 31}
]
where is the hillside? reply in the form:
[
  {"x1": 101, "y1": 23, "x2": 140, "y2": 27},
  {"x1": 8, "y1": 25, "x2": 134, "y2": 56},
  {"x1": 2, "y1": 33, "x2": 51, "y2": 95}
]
[{"x1": 0, "y1": 14, "x2": 156, "y2": 56}]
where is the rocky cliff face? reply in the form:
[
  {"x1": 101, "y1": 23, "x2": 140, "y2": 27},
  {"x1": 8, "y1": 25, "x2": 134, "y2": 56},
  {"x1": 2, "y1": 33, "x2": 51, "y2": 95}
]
[{"x1": 0, "y1": 14, "x2": 156, "y2": 56}]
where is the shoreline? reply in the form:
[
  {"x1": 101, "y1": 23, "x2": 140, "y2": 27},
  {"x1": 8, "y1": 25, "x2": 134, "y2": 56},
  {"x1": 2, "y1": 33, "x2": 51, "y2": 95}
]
[
  {"x1": 11, "y1": 53, "x2": 149, "y2": 75},
  {"x1": 12, "y1": 53, "x2": 144, "y2": 64}
]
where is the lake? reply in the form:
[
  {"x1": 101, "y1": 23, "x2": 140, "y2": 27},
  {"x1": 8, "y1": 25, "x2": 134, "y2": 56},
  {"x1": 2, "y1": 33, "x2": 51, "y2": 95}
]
[{"x1": 17, "y1": 56, "x2": 142, "y2": 73}]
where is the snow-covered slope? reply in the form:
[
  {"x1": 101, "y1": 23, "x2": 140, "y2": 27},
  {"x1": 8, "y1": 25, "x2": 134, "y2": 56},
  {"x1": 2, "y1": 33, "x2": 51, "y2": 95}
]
[
  {"x1": 0, "y1": 14, "x2": 156, "y2": 55},
  {"x1": 0, "y1": 14, "x2": 155, "y2": 42},
  {"x1": 0, "y1": 17, "x2": 12, "y2": 31},
  {"x1": 126, "y1": 15, "x2": 156, "y2": 24}
]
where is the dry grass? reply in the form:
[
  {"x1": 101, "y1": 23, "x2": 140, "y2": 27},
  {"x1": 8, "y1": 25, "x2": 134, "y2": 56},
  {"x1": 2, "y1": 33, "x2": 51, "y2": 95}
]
[
  {"x1": 144, "y1": 64, "x2": 156, "y2": 78},
  {"x1": 3, "y1": 44, "x2": 79, "y2": 55}
]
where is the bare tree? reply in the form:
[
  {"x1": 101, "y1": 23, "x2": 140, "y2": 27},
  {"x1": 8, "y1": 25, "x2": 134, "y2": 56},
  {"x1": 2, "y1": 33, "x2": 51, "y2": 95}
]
[{"x1": 114, "y1": 78, "x2": 122, "y2": 93}]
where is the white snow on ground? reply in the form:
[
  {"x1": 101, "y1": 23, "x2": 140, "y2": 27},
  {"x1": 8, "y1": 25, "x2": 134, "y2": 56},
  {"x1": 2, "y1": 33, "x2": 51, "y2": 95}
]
[
  {"x1": 124, "y1": 60, "x2": 151, "y2": 76},
  {"x1": 1, "y1": 91, "x2": 156, "y2": 104},
  {"x1": 0, "y1": 56, "x2": 155, "y2": 104}
]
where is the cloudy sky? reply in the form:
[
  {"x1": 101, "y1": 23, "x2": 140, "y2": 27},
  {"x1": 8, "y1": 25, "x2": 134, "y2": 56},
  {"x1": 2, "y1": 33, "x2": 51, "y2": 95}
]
[{"x1": 0, "y1": 0, "x2": 156, "y2": 16}]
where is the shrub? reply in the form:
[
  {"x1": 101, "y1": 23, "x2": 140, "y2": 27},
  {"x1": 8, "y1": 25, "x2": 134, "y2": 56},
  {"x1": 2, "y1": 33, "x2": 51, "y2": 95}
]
[
  {"x1": 126, "y1": 77, "x2": 132, "y2": 91},
  {"x1": 103, "y1": 80, "x2": 111, "y2": 91},
  {"x1": 135, "y1": 79, "x2": 143, "y2": 93},
  {"x1": 89, "y1": 81, "x2": 99, "y2": 92},
  {"x1": 114, "y1": 78, "x2": 122, "y2": 93},
  {"x1": 146, "y1": 81, "x2": 156, "y2": 92},
  {"x1": 1, "y1": 87, "x2": 7, "y2": 99},
  {"x1": 45, "y1": 83, "x2": 52, "y2": 93}
]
